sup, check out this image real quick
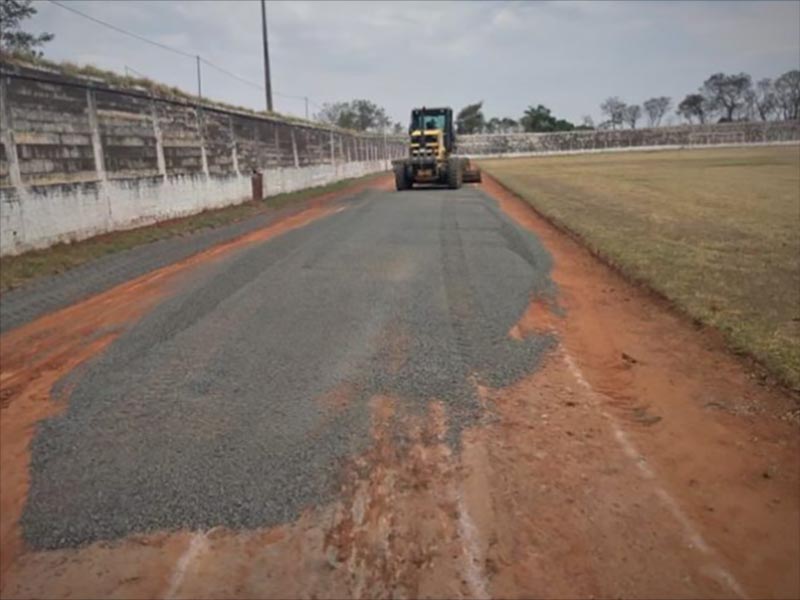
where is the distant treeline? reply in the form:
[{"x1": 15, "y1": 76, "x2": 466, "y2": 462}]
[{"x1": 454, "y1": 70, "x2": 800, "y2": 134}]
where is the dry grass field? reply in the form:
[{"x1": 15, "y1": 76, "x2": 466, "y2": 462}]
[{"x1": 480, "y1": 145, "x2": 800, "y2": 391}]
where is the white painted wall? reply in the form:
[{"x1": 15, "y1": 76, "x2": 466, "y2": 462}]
[{"x1": 0, "y1": 159, "x2": 387, "y2": 256}]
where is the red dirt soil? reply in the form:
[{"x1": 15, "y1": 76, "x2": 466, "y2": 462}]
[
  {"x1": 480, "y1": 174, "x2": 799, "y2": 598},
  {"x1": 0, "y1": 176, "x2": 389, "y2": 580}
]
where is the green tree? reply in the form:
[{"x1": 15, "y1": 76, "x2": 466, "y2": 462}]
[
  {"x1": 316, "y1": 102, "x2": 355, "y2": 129},
  {"x1": 0, "y1": 0, "x2": 53, "y2": 57},
  {"x1": 500, "y1": 117, "x2": 519, "y2": 133},
  {"x1": 643, "y1": 97, "x2": 671, "y2": 127},
  {"x1": 774, "y1": 70, "x2": 800, "y2": 121},
  {"x1": 520, "y1": 104, "x2": 575, "y2": 132},
  {"x1": 600, "y1": 97, "x2": 626, "y2": 129},
  {"x1": 701, "y1": 72, "x2": 752, "y2": 121},
  {"x1": 753, "y1": 79, "x2": 777, "y2": 121},
  {"x1": 521, "y1": 105, "x2": 553, "y2": 132},
  {"x1": 485, "y1": 117, "x2": 520, "y2": 134},
  {"x1": 743, "y1": 79, "x2": 777, "y2": 121},
  {"x1": 456, "y1": 102, "x2": 485, "y2": 134},
  {"x1": 350, "y1": 99, "x2": 390, "y2": 132},
  {"x1": 553, "y1": 118, "x2": 575, "y2": 131},
  {"x1": 677, "y1": 93, "x2": 709, "y2": 124},
  {"x1": 623, "y1": 104, "x2": 642, "y2": 129},
  {"x1": 316, "y1": 99, "x2": 390, "y2": 132}
]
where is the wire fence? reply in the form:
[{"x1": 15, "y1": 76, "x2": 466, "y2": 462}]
[{"x1": 47, "y1": 0, "x2": 324, "y2": 121}]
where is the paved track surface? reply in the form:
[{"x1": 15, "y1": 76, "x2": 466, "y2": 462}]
[{"x1": 22, "y1": 186, "x2": 555, "y2": 549}]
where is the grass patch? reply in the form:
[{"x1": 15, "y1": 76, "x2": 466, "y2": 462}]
[
  {"x1": 480, "y1": 146, "x2": 800, "y2": 390},
  {"x1": 0, "y1": 172, "x2": 385, "y2": 293}
]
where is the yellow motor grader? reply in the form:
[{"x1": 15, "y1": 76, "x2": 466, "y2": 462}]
[{"x1": 393, "y1": 107, "x2": 481, "y2": 191}]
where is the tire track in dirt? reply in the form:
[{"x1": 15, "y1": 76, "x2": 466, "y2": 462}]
[
  {"x1": 481, "y1": 174, "x2": 799, "y2": 598},
  {"x1": 1, "y1": 392, "x2": 491, "y2": 600},
  {"x1": 560, "y1": 349, "x2": 747, "y2": 598}
]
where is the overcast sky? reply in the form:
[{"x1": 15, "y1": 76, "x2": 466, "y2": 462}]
[{"x1": 27, "y1": 0, "x2": 800, "y2": 125}]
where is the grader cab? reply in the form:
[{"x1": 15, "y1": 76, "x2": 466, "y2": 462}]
[{"x1": 393, "y1": 107, "x2": 481, "y2": 191}]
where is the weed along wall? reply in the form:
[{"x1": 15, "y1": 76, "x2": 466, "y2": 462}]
[
  {"x1": 458, "y1": 121, "x2": 800, "y2": 157},
  {"x1": 0, "y1": 64, "x2": 405, "y2": 257}
]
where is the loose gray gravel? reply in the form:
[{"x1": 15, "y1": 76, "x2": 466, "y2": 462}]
[
  {"x1": 0, "y1": 194, "x2": 368, "y2": 334},
  {"x1": 22, "y1": 186, "x2": 556, "y2": 550}
]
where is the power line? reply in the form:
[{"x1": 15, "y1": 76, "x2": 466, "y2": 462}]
[
  {"x1": 200, "y1": 62, "x2": 313, "y2": 108},
  {"x1": 48, "y1": 0, "x2": 195, "y2": 59},
  {"x1": 47, "y1": 0, "x2": 321, "y2": 117},
  {"x1": 275, "y1": 91, "x2": 306, "y2": 100},
  {"x1": 200, "y1": 59, "x2": 263, "y2": 91},
  {"x1": 202, "y1": 60, "x2": 311, "y2": 101},
  {"x1": 200, "y1": 60, "x2": 313, "y2": 103},
  {"x1": 123, "y1": 65, "x2": 147, "y2": 79}
]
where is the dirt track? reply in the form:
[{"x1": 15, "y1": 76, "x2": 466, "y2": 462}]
[{"x1": 1, "y1": 175, "x2": 797, "y2": 599}]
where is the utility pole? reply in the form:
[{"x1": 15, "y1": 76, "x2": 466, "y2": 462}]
[
  {"x1": 196, "y1": 55, "x2": 202, "y2": 101},
  {"x1": 383, "y1": 126, "x2": 388, "y2": 170},
  {"x1": 261, "y1": 0, "x2": 273, "y2": 112},
  {"x1": 304, "y1": 97, "x2": 309, "y2": 120}
]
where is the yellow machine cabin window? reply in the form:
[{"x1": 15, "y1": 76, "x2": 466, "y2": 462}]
[{"x1": 411, "y1": 114, "x2": 446, "y2": 131}]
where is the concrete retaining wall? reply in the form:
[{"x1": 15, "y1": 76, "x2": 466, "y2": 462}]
[
  {"x1": 0, "y1": 64, "x2": 405, "y2": 256},
  {"x1": 457, "y1": 121, "x2": 800, "y2": 157}
]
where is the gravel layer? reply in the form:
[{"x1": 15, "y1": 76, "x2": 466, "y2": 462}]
[
  {"x1": 0, "y1": 193, "x2": 369, "y2": 334},
  {"x1": 22, "y1": 186, "x2": 556, "y2": 549}
]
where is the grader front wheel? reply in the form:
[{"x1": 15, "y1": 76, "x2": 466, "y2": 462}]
[
  {"x1": 447, "y1": 157, "x2": 463, "y2": 190},
  {"x1": 394, "y1": 164, "x2": 411, "y2": 191}
]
